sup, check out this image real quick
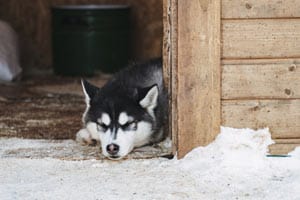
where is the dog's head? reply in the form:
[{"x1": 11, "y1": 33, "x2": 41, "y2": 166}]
[{"x1": 81, "y1": 80, "x2": 159, "y2": 160}]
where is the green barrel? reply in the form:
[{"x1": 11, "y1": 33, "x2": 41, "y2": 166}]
[{"x1": 52, "y1": 5, "x2": 130, "y2": 76}]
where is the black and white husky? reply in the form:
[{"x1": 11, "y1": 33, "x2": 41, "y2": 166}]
[{"x1": 76, "y1": 58, "x2": 168, "y2": 160}]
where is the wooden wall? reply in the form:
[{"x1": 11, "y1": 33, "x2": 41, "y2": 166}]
[
  {"x1": 221, "y1": 0, "x2": 300, "y2": 153},
  {"x1": 0, "y1": 0, "x2": 163, "y2": 73},
  {"x1": 164, "y1": 0, "x2": 300, "y2": 157}
]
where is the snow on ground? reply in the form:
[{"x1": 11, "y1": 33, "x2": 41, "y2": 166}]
[{"x1": 0, "y1": 127, "x2": 300, "y2": 200}]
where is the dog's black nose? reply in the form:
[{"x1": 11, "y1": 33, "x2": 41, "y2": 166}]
[{"x1": 106, "y1": 143, "x2": 119, "y2": 155}]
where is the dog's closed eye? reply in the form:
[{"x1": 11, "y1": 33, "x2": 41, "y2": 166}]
[
  {"x1": 121, "y1": 121, "x2": 137, "y2": 130},
  {"x1": 96, "y1": 122, "x2": 108, "y2": 131}
]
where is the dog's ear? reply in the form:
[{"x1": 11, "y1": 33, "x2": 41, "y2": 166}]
[
  {"x1": 139, "y1": 84, "x2": 159, "y2": 110},
  {"x1": 81, "y1": 79, "x2": 99, "y2": 105}
]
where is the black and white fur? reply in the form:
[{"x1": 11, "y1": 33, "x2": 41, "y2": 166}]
[{"x1": 76, "y1": 58, "x2": 168, "y2": 160}]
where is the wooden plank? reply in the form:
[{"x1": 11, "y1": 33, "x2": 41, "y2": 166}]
[
  {"x1": 163, "y1": 0, "x2": 178, "y2": 155},
  {"x1": 222, "y1": 100, "x2": 300, "y2": 139},
  {"x1": 222, "y1": 19, "x2": 300, "y2": 59},
  {"x1": 163, "y1": 0, "x2": 171, "y2": 141},
  {"x1": 269, "y1": 143, "x2": 300, "y2": 155},
  {"x1": 270, "y1": 139, "x2": 300, "y2": 155},
  {"x1": 222, "y1": 0, "x2": 300, "y2": 19},
  {"x1": 222, "y1": 59, "x2": 300, "y2": 99},
  {"x1": 222, "y1": 58, "x2": 300, "y2": 65},
  {"x1": 274, "y1": 139, "x2": 300, "y2": 144},
  {"x1": 176, "y1": 0, "x2": 221, "y2": 158},
  {"x1": 163, "y1": 0, "x2": 171, "y2": 91},
  {"x1": 169, "y1": 0, "x2": 179, "y2": 155}
]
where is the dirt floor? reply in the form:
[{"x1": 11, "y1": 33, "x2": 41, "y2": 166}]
[{"x1": 0, "y1": 74, "x2": 109, "y2": 139}]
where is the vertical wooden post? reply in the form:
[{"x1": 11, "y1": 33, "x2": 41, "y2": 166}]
[
  {"x1": 163, "y1": 0, "x2": 178, "y2": 154},
  {"x1": 163, "y1": 0, "x2": 221, "y2": 158},
  {"x1": 176, "y1": 0, "x2": 221, "y2": 158}
]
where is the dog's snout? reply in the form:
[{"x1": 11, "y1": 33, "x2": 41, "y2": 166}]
[{"x1": 106, "y1": 143, "x2": 119, "y2": 155}]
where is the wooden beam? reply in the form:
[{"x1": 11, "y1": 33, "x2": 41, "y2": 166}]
[
  {"x1": 222, "y1": 99, "x2": 300, "y2": 139},
  {"x1": 176, "y1": 0, "x2": 221, "y2": 158},
  {"x1": 222, "y1": 0, "x2": 300, "y2": 19},
  {"x1": 170, "y1": 0, "x2": 179, "y2": 155},
  {"x1": 163, "y1": 0, "x2": 170, "y2": 91},
  {"x1": 222, "y1": 19, "x2": 300, "y2": 59},
  {"x1": 222, "y1": 59, "x2": 300, "y2": 99},
  {"x1": 163, "y1": 0, "x2": 178, "y2": 155},
  {"x1": 269, "y1": 143, "x2": 299, "y2": 155}
]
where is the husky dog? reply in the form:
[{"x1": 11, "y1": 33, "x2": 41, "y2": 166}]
[{"x1": 76, "y1": 58, "x2": 168, "y2": 160}]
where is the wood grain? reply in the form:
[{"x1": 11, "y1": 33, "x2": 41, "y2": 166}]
[
  {"x1": 163, "y1": 0, "x2": 171, "y2": 92},
  {"x1": 222, "y1": 59, "x2": 300, "y2": 99},
  {"x1": 169, "y1": 0, "x2": 179, "y2": 155},
  {"x1": 162, "y1": 0, "x2": 177, "y2": 154},
  {"x1": 176, "y1": 0, "x2": 221, "y2": 158},
  {"x1": 269, "y1": 143, "x2": 300, "y2": 155},
  {"x1": 274, "y1": 139, "x2": 300, "y2": 144},
  {"x1": 269, "y1": 139, "x2": 300, "y2": 155},
  {"x1": 222, "y1": 100, "x2": 300, "y2": 139},
  {"x1": 222, "y1": 19, "x2": 300, "y2": 59},
  {"x1": 222, "y1": 0, "x2": 300, "y2": 19}
]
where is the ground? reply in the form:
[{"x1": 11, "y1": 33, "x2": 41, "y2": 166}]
[
  {"x1": 1, "y1": 127, "x2": 300, "y2": 200},
  {"x1": 1, "y1": 76, "x2": 300, "y2": 199},
  {"x1": 0, "y1": 74, "x2": 109, "y2": 139}
]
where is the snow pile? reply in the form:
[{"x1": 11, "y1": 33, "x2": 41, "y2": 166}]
[
  {"x1": 1, "y1": 127, "x2": 300, "y2": 200},
  {"x1": 176, "y1": 127, "x2": 300, "y2": 199}
]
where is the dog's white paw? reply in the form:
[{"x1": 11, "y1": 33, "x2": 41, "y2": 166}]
[{"x1": 76, "y1": 128, "x2": 99, "y2": 146}]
